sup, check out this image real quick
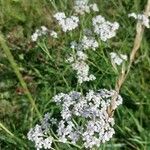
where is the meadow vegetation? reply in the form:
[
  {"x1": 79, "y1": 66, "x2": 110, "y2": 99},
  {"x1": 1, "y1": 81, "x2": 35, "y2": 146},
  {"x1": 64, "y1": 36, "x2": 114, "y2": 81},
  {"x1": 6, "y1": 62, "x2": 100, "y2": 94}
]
[{"x1": 0, "y1": 0, "x2": 150, "y2": 149}]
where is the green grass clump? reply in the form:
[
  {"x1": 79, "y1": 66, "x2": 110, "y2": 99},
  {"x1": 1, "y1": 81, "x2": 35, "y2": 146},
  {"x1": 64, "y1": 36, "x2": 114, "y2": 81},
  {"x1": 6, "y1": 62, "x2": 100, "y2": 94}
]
[{"x1": 0, "y1": 0, "x2": 150, "y2": 149}]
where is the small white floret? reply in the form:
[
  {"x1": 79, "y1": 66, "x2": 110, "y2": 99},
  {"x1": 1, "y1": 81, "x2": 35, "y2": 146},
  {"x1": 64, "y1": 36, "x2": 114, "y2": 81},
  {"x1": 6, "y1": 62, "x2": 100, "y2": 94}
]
[
  {"x1": 50, "y1": 31, "x2": 58, "y2": 38},
  {"x1": 128, "y1": 13, "x2": 150, "y2": 28},
  {"x1": 110, "y1": 52, "x2": 127, "y2": 65}
]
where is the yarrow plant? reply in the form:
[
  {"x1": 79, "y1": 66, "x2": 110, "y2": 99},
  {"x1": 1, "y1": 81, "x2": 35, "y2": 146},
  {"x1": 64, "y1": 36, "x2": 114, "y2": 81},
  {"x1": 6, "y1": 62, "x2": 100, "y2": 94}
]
[
  {"x1": 110, "y1": 52, "x2": 127, "y2": 66},
  {"x1": 74, "y1": 0, "x2": 99, "y2": 15},
  {"x1": 81, "y1": 35, "x2": 99, "y2": 51},
  {"x1": 128, "y1": 13, "x2": 150, "y2": 28},
  {"x1": 31, "y1": 26, "x2": 58, "y2": 42},
  {"x1": 27, "y1": 0, "x2": 123, "y2": 149},
  {"x1": 27, "y1": 0, "x2": 150, "y2": 149},
  {"x1": 31, "y1": 26, "x2": 48, "y2": 42},
  {"x1": 92, "y1": 15, "x2": 119, "y2": 41},
  {"x1": 54, "y1": 12, "x2": 79, "y2": 32},
  {"x1": 67, "y1": 49, "x2": 96, "y2": 84},
  {"x1": 28, "y1": 90, "x2": 122, "y2": 149}
]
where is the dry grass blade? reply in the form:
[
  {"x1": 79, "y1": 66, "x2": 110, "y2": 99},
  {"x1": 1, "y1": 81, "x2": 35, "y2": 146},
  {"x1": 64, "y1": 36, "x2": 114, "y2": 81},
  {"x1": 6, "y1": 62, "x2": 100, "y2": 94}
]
[{"x1": 108, "y1": 0, "x2": 150, "y2": 116}]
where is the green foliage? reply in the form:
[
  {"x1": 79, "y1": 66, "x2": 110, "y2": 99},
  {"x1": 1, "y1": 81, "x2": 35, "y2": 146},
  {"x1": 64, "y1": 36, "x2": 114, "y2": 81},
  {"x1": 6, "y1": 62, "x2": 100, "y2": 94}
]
[{"x1": 0, "y1": 0, "x2": 150, "y2": 149}]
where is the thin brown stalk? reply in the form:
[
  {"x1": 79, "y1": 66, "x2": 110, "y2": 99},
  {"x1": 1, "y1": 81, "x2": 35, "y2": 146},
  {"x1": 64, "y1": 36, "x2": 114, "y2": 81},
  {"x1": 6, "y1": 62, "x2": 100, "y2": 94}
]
[{"x1": 108, "y1": 0, "x2": 150, "y2": 116}]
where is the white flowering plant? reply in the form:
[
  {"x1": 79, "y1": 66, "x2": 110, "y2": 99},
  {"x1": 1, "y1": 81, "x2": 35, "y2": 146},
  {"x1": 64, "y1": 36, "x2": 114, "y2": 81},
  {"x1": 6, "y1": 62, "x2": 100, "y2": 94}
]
[
  {"x1": 25, "y1": 0, "x2": 150, "y2": 149},
  {"x1": 0, "y1": 0, "x2": 150, "y2": 150},
  {"x1": 27, "y1": 0, "x2": 129, "y2": 149}
]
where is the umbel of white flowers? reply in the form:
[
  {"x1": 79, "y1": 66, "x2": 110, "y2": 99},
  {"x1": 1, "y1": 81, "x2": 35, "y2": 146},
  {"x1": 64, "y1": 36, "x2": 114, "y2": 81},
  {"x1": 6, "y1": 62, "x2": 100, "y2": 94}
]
[
  {"x1": 68, "y1": 52, "x2": 96, "y2": 84},
  {"x1": 67, "y1": 41, "x2": 96, "y2": 84},
  {"x1": 31, "y1": 26, "x2": 48, "y2": 42},
  {"x1": 74, "y1": 0, "x2": 99, "y2": 15},
  {"x1": 110, "y1": 52, "x2": 127, "y2": 66},
  {"x1": 31, "y1": 26, "x2": 57, "y2": 42},
  {"x1": 92, "y1": 15, "x2": 119, "y2": 41},
  {"x1": 128, "y1": 13, "x2": 150, "y2": 28},
  {"x1": 27, "y1": 89, "x2": 123, "y2": 149},
  {"x1": 54, "y1": 12, "x2": 79, "y2": 32}
]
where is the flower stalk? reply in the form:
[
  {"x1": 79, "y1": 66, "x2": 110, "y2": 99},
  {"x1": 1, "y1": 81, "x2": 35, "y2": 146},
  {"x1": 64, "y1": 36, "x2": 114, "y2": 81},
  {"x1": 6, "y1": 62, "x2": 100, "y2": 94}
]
[{"x1": 108, "y1": 0, "x2": 150, "y2": 116}]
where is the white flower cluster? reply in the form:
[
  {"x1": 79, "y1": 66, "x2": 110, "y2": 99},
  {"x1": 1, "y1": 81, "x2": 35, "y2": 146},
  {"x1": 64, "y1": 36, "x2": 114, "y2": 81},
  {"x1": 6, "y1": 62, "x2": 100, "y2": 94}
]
[
  {"x1": 50, "y1": 30, "x2": 58, "y2": 38},
  {"x1": 28, "y1": 90, "x2": 123, "y2": 149},
  {"x1": 128, "y1": 13, "x2": 150, "y2": 28},
  {"x1": 67, "y1": 35, "x2": 99, "y2": 84},
  {"x1": 81, "y1": 35, "x2": 99, "y2": 51},
  {"x1": 92, "y1": 15, "x2": 119, "y2": 41},
  {"x1": 67, "y1": 34, "x2": 99, "y2": 84},
  {"x1": 67, "y1": 46, "x2": 96, "y2": 84},
  {"x1": 54, "y1": 12, "x2": 79, "y2": 32},
  {"x1": 53, "y1": 89, "x2": 123, "y2": 148},
  {"x1": 110, "y1": 52, "x2": 127, "y2": 66},
  {"x1": 31, "y1": 26, "x2": 58, "y2": 41},
  {"x1": 27, "y1": 113, "x2": 55, "y2": 150},
  {"x1": 28, "y1": 0, "x2": 125, "y2": 149},
  {"x1": 74, "y1": 0, "x2": 99, "y2": 15},
  {"x1": 31, "y1": 26, "x2": 48, "y2": 42}
]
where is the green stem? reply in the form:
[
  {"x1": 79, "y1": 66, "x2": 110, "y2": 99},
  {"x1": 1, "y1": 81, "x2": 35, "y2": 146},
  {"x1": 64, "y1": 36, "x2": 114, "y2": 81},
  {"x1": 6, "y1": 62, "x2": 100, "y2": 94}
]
[
  {"x1": 38, "y1": 42, "x2": 53, "y2": 60},
  {"x1": 0, "y1": 122, "x2": 27, "y2": 148},
  {"x1": 53, "y1": 139, "x2": 82, "y2": 149},
  {"x1": 38, "y1": 41, "x2": 70, "y2": 89},
  {"x1": 0, "y1": 34, "x2": 41, "y2": 119},
  {"x1": 0, "y1": 123, "x2": 14, "y2": 137},
  {"x1": 49, "y1": 0, "x2": 58, "y2": 11},
  {"x1": 50, "y1": 129, "x2": 81, "y2": 149}
]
